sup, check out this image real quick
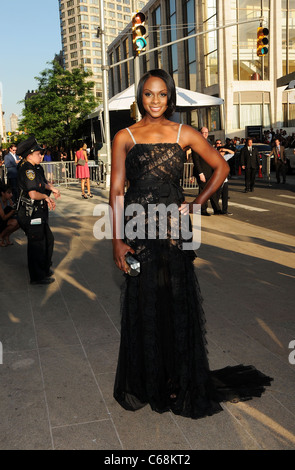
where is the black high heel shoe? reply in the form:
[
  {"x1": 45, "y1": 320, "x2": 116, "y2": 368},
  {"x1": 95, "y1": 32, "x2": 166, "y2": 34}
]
[
  {"x1": 87, "y1": 193, "x2": 93, "y2": 198},
  {"x1": 82, "y1": 193, "x2": 88, "y2": 199}
]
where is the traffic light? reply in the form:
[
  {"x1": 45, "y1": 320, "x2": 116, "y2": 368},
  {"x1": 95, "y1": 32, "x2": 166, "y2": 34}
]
[
  {"x1": 257, "y1": 26, "x2": 269, "y2": 56},
  {"x1": 132, "y1": 12, "x2": 147, "y2": 55}
]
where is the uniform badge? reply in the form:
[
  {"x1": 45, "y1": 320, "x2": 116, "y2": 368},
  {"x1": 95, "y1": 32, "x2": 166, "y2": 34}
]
[{"x1": 26, "y1": 169, "x2": 35, "y2": 181}]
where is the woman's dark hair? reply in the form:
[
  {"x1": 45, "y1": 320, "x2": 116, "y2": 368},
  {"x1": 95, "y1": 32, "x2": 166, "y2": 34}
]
[
  {"x1": 136, "y1": 69, "x2": 176, "y2": 118},
  {"x1": 0, "y1": 184, "x2": 12, "y2": 194}
]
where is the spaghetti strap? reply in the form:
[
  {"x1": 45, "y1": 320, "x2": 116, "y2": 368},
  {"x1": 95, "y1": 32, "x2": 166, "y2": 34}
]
[
  {"x1": 126, "y1": 127, "x2": 137, "y2": 145},
  {"x1": 176, "y1": 124, "x2": 182, "y2": 144}
]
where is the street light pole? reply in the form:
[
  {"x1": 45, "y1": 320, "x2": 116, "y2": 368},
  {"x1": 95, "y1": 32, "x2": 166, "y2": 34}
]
[
  {"x1": 99, "y1": 0, "x2": 111, "y2": 187},
  {"x1": 132, "y1": 0, "x2": 141, "y2": 121}
]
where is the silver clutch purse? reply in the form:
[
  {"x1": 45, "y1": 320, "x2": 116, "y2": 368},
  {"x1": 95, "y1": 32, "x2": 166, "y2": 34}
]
[{"x1": 125, "y1": 254, "x2": 141, "y2": 276}]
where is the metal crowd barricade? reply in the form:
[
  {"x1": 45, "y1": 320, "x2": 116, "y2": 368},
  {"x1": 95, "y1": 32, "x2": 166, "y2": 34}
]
[
  {"x1": 2, "y1": 160, "x2": 189, "y2": 191},
  {"x1": 88, "y1": 159, "x2": 107, "y2": 188},
  {"x1": 181, "y1": 162, "x2": 198, "y2": 190},
  {"x1": 40, "y1": 160, "x2": 107, "y2": 188}
]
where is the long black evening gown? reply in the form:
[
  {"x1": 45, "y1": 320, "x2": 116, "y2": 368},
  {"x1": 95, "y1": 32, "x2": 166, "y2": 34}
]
[{"x1": 113, "y1": 126, "x2": 272, "y2": 419}]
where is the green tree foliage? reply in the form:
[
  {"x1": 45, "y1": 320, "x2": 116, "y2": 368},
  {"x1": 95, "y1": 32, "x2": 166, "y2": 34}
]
[{"x1": 19, "y1": 61, "x2": 97, "y2": 147}]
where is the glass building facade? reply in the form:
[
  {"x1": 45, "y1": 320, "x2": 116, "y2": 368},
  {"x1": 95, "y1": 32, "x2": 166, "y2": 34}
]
[{"x1": 107, "y1": 0, "x2": 295, "y2": 137}]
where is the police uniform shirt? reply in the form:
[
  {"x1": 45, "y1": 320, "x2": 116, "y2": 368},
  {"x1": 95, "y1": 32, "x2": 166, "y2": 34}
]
[{"x1": 18, "y1": 161, "x2": 46, "y2": 197}]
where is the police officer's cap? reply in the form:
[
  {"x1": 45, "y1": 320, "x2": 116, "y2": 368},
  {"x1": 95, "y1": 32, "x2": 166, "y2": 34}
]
[{"x1": 17, "y1": 135, "x2": 44, "y2": 159}]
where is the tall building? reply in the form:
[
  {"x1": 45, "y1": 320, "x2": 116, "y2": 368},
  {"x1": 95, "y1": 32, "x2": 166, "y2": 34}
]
[
  {"x1": 107, "y1": 0, "x2": 295, "y2": 139},
  {"x1": 10, "y1": 113, "x2": 18, "y2": 133},
  {"x1": 58, "y1": 0, "x2": 148, "y2": 101}
]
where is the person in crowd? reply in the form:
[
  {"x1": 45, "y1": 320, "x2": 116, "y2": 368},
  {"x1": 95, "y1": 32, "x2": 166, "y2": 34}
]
[
  {"x1": 215, "y1": 143, "x2": 234, "y2": 215},
  {"x1": 240, "y1": 138, "x2": 262, "y2": 192},
  {"x1": 17, "y1": 136, "x2": 60, "y2": 285},
  {"x1": 43, "y1": 149, "x2": 54, "y2": 183},
  {"x1": 110, "y1": 68, "x2": 272, "y2": 420},
  {"x1": 0, "y1": 184, "x2": 20, "y2": 246},
  {"x1": 269, "y1": 138, "x2": 287, "y2": 184},
  {"x1": 222, "y1": 137, "x2": 236, "y2": 177},
  {"x1": 191, "y1": 127, "x2": 222, "y2": 216},
  {"x1": 75, "y1": 142, "x2": 93, "y2": 198},
  {"x1": 4, "y1": 143, "x2": 21, "y2": 202},
  {"x1": 0, "y1": 150, "x2": 5, "y2": 184}
]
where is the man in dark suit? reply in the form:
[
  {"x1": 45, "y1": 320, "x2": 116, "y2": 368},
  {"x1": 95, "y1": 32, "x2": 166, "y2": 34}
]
[
  {"x1": 191, "y1": 127, "x2": 222, "y2": 216},
  {"x1": 240, "y1": 138, "x2": 262, "y2": 192},
  {"x1": 269, "y1": 138, "x2": 287, "y2": 184},
  {"x1": 4, "y1": 143, "x2": 21, "y2": 202}
]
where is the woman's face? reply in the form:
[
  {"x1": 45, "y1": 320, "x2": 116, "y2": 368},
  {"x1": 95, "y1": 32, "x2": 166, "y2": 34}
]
[{"x1": 142, "y1": 76, "x2": 168, "y2": 118}]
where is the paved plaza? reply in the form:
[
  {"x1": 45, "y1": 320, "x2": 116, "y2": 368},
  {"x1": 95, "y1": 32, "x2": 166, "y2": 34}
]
[{"x1": 0, "y1": 179, "x2": 295, "y2": 450}]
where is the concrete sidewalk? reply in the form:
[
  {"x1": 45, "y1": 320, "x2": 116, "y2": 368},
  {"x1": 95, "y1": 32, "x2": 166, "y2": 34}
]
[{"x1": 0, "y1": 181, "x2": 295, "y2": 450}]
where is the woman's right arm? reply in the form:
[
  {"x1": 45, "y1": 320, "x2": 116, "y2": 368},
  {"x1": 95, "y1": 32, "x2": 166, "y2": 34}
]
[{"x1": 109, "y1": 130, "x2": 134, "y2": 273}]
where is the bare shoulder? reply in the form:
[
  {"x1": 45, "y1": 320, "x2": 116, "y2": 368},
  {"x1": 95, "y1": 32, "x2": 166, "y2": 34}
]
[{"x1": 113, "y1": 128, "x2": 130, "y2": 144}]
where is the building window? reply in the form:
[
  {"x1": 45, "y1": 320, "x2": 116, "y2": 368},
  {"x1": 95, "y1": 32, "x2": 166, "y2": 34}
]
[
  {"x1": 233, "y1": 91, "x2": 271, "y2": 129},
  {"x1": 283, "y1": 103, "x2": 295, "y2": 126},
  {"x1": 183, "y1": 0, "x2": 196, "y2": 91},
  {"x1": 233, "y1": 104, "x2": 270, "y2": 129},
  {"x1": 166, "y1": 0, "x2": 178, "y2": 84},
  {"x1": 116, "y1": 47, "x2": 122, "y2": 92},
  {"x1": 282, "y1": 0, "x2": 295, "y2": 75},
  {"x1": 109, "y1": 52, "x2": 115, "y2": 97},
  {"x1": 232, "y1": 0, "x2": 270, "y2": 80},
  {"x1": 122, "y1": 37, "x2": 130, "y2": 88},
  {"x1": 203, "y1": 0, "x2": 218, "y2": 87},
  {"x1": 152, "y1": 6, "x2": 162, "y2": 69},
  {"x1": 207, "y1": 105, "x2": 221, "y2": 132}
]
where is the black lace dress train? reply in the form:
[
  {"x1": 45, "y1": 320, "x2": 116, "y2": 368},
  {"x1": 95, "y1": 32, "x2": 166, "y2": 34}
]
[{"x1": 113, "y1": 138, "x2": 272, "y2": 419}]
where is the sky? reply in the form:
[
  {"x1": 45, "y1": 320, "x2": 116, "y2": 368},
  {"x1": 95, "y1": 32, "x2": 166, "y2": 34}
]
[{"x1": 0, "y1": 0, "x2": 62, "y2": 131}]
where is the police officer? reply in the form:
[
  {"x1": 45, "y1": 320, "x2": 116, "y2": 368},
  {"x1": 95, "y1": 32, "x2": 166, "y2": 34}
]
[{"x1": 17, "y1": 136, "x2": 60, "y2": 285}]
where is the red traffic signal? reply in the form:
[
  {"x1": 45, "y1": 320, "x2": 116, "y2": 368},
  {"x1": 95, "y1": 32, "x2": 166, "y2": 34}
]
[
  {"x1": 257, "y1": 27, "x2": 269, "y2": 56},
  {"x1": 132, "y1": 12, "x2": 147, "y2": 55}
]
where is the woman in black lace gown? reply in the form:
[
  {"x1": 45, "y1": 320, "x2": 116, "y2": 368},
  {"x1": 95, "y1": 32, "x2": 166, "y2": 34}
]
[{"x1": 110, "y1": 69, "x2": 272, "y2": 419}]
